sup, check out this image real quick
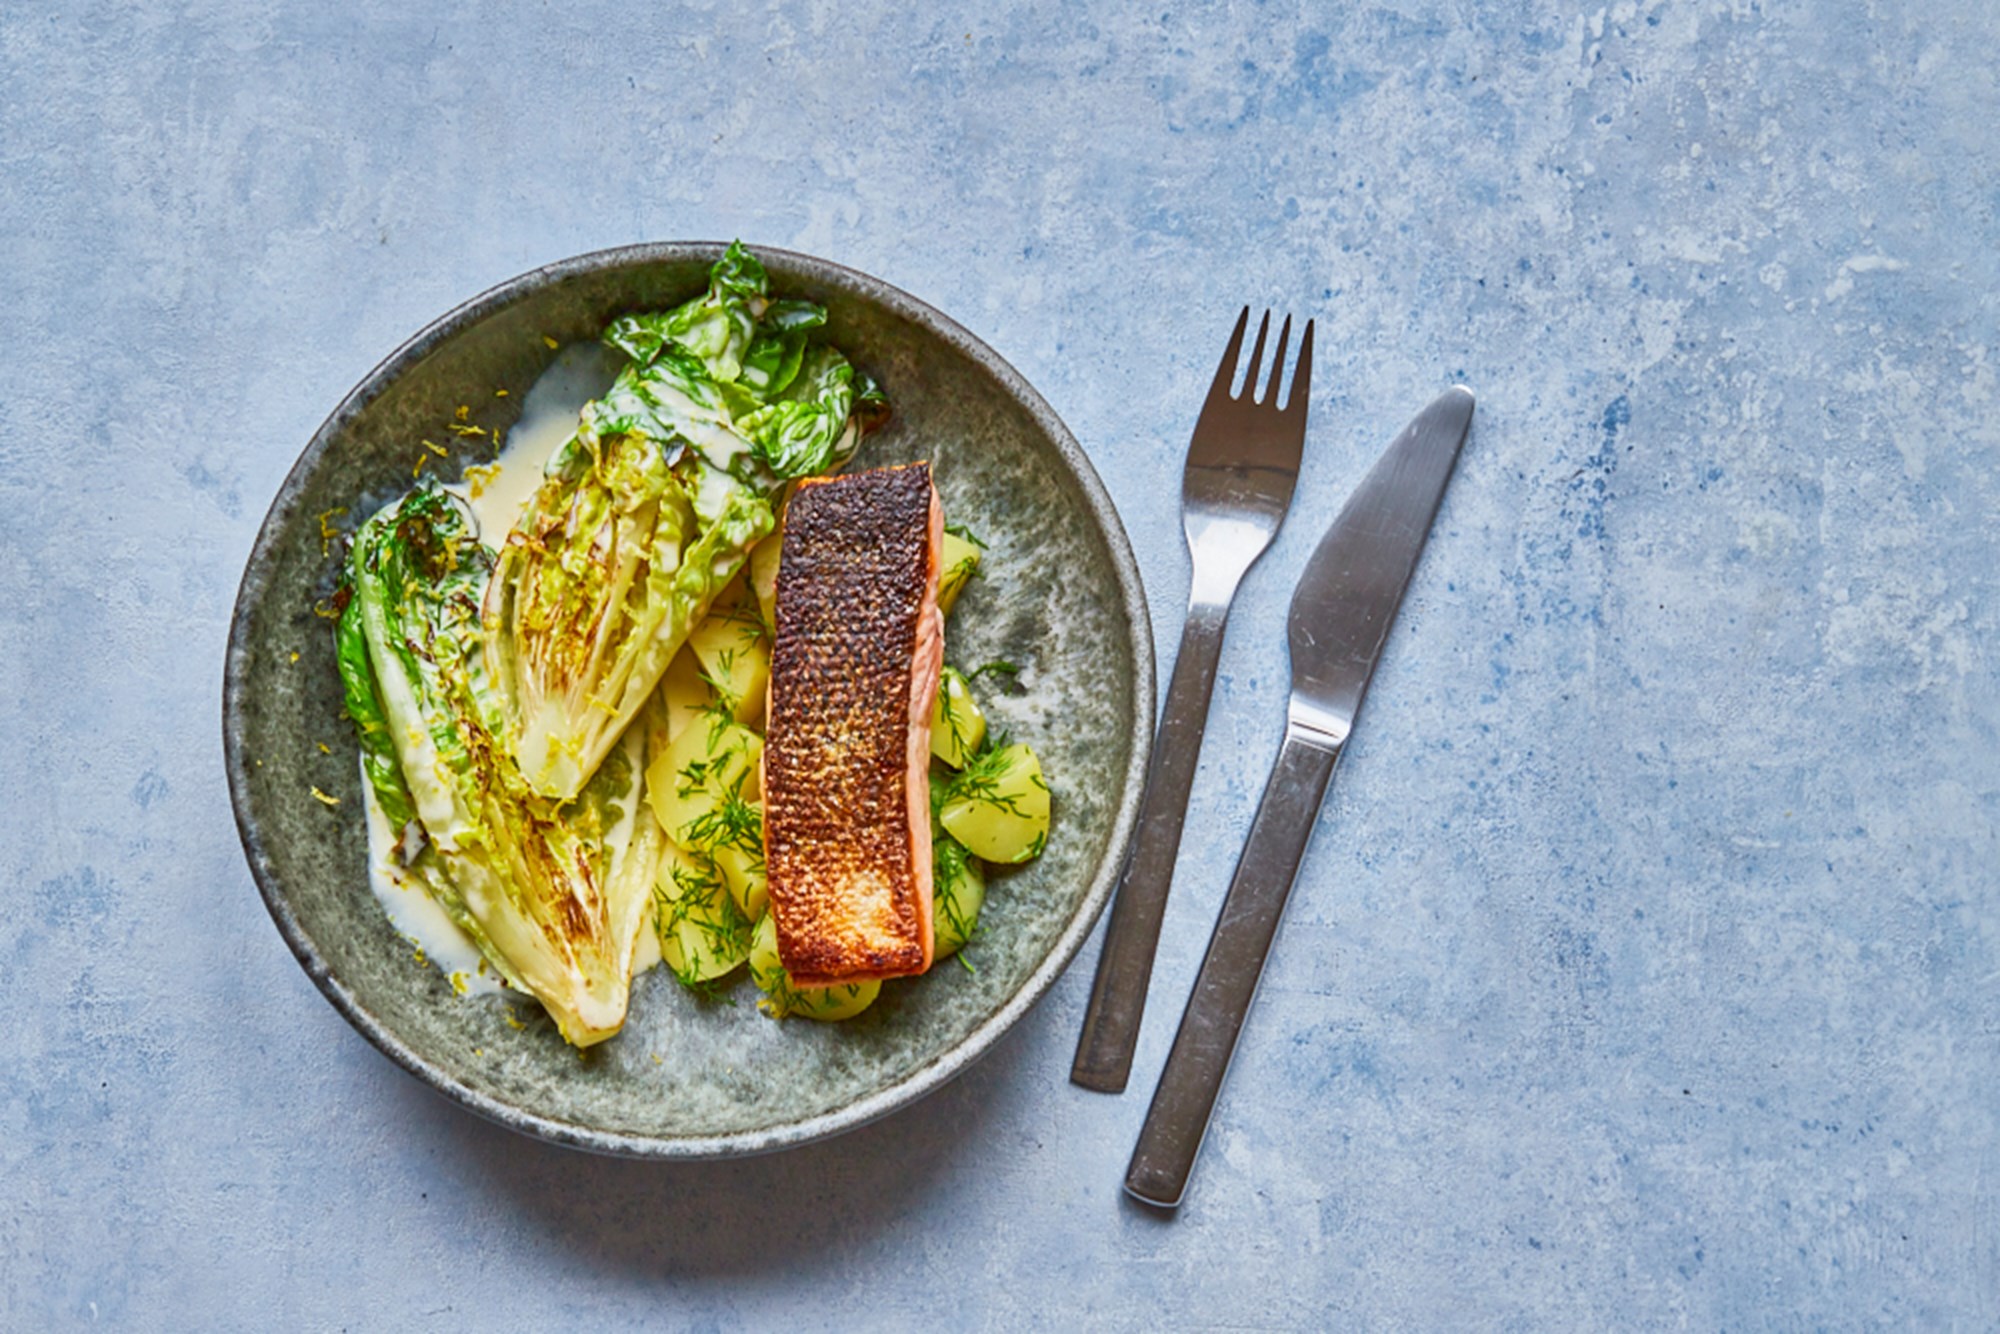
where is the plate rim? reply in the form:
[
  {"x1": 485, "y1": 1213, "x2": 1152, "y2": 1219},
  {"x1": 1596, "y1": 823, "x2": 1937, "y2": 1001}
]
[{"x1": 221, "y1": 240, "x2": 1156, "y2": 1158}]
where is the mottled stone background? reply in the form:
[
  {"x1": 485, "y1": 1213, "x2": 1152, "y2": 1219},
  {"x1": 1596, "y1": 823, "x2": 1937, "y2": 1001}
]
[{"x1": 5, "y1": 2, "x2": 1997, "y2": 1327}]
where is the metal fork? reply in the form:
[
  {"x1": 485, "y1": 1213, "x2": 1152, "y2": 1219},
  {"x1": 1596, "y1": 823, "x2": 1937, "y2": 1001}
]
[{"x1": 1072, "y1": 307, "x2": 1313, "y2": 1093}]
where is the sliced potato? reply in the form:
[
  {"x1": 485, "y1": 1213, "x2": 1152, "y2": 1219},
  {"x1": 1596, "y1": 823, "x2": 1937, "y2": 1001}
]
[
  {"x1": 710, "y1": 813, "x2": 768, "y2": 920},
  {"x1": 658, "y1": 646, "x2": 716, "y2": 744},
  {"x1": 747, "y1": 910, "x2": 785, "y2": 994},
  {"x1": 655, "y1": 843, "x2": 751, "y2": 984},
  {"x1": 645, "y1": 712, "x2": 764, "y2": 851},
  {"x1": 749, "y1": 911, "x2": 880, "y2": 1021},
  {"x1": 747, "y1": 531, "x2": 782, "y2": 632},
  {"x1": 940, "y1": 742, "x2": 1049, "y2": 864},
  {"x1": 932, "y1": 835, "x2": 987, "y2": 959},
  {"x1": 687, "y1": 583, "x2": 770, "y2": 726},
  {"x1": 929, "y1": 666, "x2": 987, "y2": 769},
  {"x1": 937, "y1": 528, "x2": 982, "y2": 616}
]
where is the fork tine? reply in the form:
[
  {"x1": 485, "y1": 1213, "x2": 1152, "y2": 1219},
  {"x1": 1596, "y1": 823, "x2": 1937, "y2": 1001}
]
[
  {"x1": 1238, "y1": 311, "x2": 1272, "y2": 400},
  {"x1": 1261, "y1": 316, "x2": 1293, "y2": 405},
  {"x1": 1284, "y1": 319, "x2": 1315, "y2": 415},
  {"x1": 1201, "y1": 307, "x2": 1251, "y2": 410}
]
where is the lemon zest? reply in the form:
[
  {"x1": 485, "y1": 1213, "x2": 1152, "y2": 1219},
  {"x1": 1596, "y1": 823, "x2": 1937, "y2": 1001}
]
[
  {"x1": 464, "y1": 463, "x2": 502, "y2": 499},
  {"x1": 316, "y1": 507, "x2": 348, "y2": 555}
]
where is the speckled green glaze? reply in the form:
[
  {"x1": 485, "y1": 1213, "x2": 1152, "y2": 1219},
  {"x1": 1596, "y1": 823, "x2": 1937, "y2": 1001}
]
[{"x1": 223, "y1": 244, "x2": 1153, "y2": 1158}]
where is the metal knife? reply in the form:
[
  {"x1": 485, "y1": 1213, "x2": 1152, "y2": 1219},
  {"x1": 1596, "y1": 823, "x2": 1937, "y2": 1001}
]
[{"x1": 1124, "y1": 386, "x2": 1476, "y2": 1209}]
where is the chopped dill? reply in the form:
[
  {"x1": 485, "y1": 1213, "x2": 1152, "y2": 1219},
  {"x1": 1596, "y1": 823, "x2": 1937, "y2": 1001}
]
[
  {"x1": 654, "y1": 853, "x2": 752, "y2": 992},
  {"x1": 681, "y1": 791, "x2": 763, "y2": 855}
]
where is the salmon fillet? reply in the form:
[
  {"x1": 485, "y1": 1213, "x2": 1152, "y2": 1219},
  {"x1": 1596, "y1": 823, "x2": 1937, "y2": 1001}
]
[{"x1": 762, "y1": 462, "x2": 944, "y2": 985}]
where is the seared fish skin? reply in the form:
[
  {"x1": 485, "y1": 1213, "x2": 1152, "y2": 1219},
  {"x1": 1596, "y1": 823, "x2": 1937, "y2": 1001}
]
[{"x1": 763, "y1": 462, "x2": 944, "y2": 985}]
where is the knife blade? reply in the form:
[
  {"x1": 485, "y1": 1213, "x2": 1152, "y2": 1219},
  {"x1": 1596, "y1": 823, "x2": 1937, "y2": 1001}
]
[{"x1": 1124, "y1": 385, "x2": 1475, "y2": 1209}]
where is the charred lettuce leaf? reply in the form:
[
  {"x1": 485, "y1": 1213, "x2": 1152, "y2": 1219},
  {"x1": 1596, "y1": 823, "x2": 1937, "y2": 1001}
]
[
  {"x1": 343, "y1": 485, "x2": 658, "y2": 1046},
  {"x1": 487, "y1": 242, "x2": 881, "y2": 800}
]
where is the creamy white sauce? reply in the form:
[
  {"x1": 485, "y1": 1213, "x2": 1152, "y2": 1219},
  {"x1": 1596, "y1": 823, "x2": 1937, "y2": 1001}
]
[
  {"x1": 363, "y1": 340, "x2": 667, "y2": 998},
  {"x1": 360, "y1": 753, "x2": 509, "y2": 997},
  {"x1": 453, "y1": 341, "x2": 622, "y2": 542}
]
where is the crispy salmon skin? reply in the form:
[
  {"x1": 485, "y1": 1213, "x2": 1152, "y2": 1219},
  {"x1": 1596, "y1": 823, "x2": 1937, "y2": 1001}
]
[{"x1": 762, "y1": 462, "x2": 944, "y2": 985}]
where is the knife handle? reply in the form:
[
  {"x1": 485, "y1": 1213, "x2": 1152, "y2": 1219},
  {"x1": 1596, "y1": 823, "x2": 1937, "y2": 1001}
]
[
  {"x1": 1071, "y1": 597, "x2": 1232, "y2": 1092},
  {"x1": 1125, "y1": 726, "x2": 1339, "y2": 1208}
]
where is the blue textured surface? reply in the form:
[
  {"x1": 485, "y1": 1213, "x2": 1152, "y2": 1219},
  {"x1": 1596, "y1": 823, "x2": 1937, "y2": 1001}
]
[{"x1": 5, "y1": 3, "x2": 1998, "y2": 1326}]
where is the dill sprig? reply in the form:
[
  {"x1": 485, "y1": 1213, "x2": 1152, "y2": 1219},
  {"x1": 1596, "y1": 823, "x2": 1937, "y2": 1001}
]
[{"x1": 941, "y1": 733, "x2": 1036, "y2": 822}]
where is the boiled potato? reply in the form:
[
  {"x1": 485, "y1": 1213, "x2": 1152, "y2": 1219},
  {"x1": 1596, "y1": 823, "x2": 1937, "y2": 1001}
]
[
  {"x1": 932, "y1": 835, "x2": 987, "y2": 959},
  {"x1": 749, "y1": 911, "x2": 880, "y2": 1021},
  {"x1": 937, "y1": 528, "x2": 982, "y2": 616},
  {"x1": 655, "y1": 843, "x2": 751, "y2": 984},
  {"x1": 940, "y1": 742, "x2": 1049, "y2": 864},
  {"x1": 929, "y1": 666, "x2": 987, "y2": 769},
  {"x1": 645, "y1": 712, "x2": 763, "y2": 851},
  {"x1": 747, "y1": 531, "x2": 782, "y2": 632},
  {"x1": 710, "y1": 816, "x2": 768, "y2": 921},
  {"x1": 747, "y1": 911, "x2": 785, "y2": 995},
  {"x1": 658, "y1": 646, "x2": 715, "y2": 744},
  {"x1": 687, "y1": 577, "x2": 770, "y2": 726}
]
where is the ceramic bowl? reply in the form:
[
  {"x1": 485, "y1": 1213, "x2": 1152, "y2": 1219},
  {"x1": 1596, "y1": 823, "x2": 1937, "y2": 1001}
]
[{"x1": 224, "y1": 243, "x2": 1153, "y2": 1157}]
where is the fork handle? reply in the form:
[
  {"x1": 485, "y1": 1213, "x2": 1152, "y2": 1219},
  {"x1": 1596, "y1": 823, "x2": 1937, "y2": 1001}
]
[
  {"x1": 1125, "y1": 727, "x2": 1340, "y2": 1207},
  {"x1": 1071, "y1": 594, "x2": 1233, "y2": 1092}
]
